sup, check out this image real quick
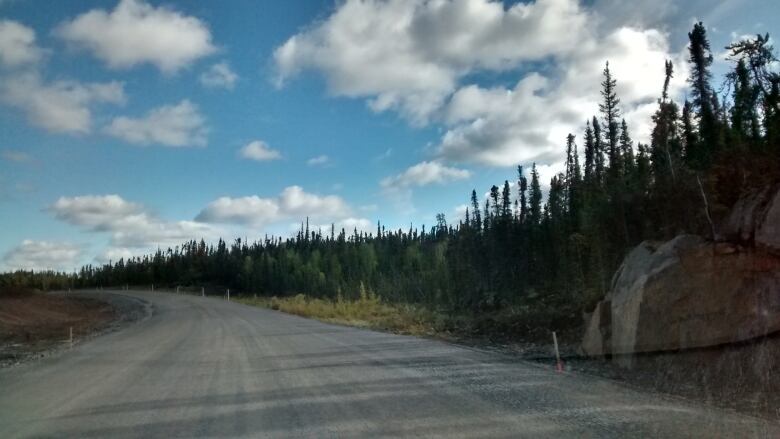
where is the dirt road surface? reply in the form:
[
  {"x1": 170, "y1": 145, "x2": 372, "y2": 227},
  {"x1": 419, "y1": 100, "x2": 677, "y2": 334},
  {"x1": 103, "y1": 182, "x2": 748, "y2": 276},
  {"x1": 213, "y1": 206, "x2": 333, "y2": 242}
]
[{"x1": 0, "y1": 290, "x2": 776, "y2": 438}]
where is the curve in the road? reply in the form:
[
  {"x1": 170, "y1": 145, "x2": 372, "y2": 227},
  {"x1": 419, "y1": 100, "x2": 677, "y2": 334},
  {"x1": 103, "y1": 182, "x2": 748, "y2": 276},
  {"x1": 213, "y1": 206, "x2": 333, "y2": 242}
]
[{"x1": 0, "y1": 290, "x2": 776, "y2": 438}]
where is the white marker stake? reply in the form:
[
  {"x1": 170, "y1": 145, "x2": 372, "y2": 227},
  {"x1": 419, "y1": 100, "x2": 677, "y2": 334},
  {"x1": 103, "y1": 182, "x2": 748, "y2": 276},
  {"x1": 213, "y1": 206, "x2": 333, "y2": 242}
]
[
  {"x1": 176, "y1": 286, "x2": 180, "y2": 294},
  {"x1": 201, "y1": 287, "x2": 205, "y2": 297},
  {"x1": 69, "y1": 327, "x2": 73, "y2": 348},
  {"x1": 227, "y1": 289, "x2": 230, "y2": 302},
  {"x1": 151, "y1": 284, "x2": 154, "y2": 292},
  {"x1": 553, "y1": 331, "x2": 563, "y2": 372}
]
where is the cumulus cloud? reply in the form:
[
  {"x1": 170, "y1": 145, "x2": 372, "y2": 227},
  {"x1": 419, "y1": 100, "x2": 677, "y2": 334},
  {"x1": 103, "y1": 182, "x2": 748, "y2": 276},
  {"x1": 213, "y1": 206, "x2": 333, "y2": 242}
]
[
  {"x1": 50, "y1": 194, "x2": 220, "y2": 248},
  {"x1": 239, "y1": 140, "x2": 281, "y2": 161},
  {"x1": 1, "y1": 72, "x2": 125, "y2": 134},
  {"x1": 380, "y1": 160, "x2": 471, "y2": 189},
  {"x1": 105, "y1": 99, "x2": 207, "y2": 147},
  {"x1": 55, "y1": 0, "x2": 215, "y2": 73},
  {"x1": 303, "y1": 217, "x2": 374, "y2": 236},
  {"x1": 452, "y1": 203, "x2": 469, "y2": 220},
  {"x1": 199, "y1": 61, "x2": 238, "y2": 89},
  {"x1": 51, "y1": 194, "x2": 143, "y2": 230},
  {"x1": 274, "y1": 0, "x2": 689, "y2": 170},
  {"x1": 196, "y1": 186, "x2": 352, "y2": 227},
  {"x1": 306, "y1": 154, "x2": 330, "y2": 166},
  {"x1": 0, "y1": 19, "x2": 43, "y2": 67},
  {"x1": 274, "y1": 0, "x2": 587, "y2": 124},
  {"x1": 94, "y1": 247, "x2": 137, "y2": 264},
  {"x1": 437, "y1": 27, "x2": 688, "y2": 167},
  {"x1": 2, "y1": 240, "x2": 83, "y2": 272}
]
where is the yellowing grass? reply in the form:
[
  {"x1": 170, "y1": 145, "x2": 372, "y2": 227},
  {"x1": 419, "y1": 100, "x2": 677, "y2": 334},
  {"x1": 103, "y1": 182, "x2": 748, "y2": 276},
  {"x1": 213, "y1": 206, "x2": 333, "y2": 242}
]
[{"x1": 237, "y1": 287, "x2": 445, "y2": 336}]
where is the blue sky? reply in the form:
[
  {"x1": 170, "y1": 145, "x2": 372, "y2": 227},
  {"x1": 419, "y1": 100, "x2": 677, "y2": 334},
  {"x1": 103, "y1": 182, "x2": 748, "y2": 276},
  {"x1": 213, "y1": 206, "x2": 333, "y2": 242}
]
[{"x1": 0, "y1": 0, "x2": 777, "y2": 271}]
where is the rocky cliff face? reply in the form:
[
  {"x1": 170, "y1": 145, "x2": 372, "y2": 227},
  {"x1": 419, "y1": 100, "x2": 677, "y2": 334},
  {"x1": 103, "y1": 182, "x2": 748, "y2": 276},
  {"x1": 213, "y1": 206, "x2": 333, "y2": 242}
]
[{"x1": 581, "y1": 184, "x2": 780, "y2": 368}]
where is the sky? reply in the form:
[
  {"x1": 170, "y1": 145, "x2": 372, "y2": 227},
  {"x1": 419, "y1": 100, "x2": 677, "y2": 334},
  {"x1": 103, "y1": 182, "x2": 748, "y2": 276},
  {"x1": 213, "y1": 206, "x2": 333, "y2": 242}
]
[{"x1": 0, "y1": 0, "x2": 777, "y2": 272}]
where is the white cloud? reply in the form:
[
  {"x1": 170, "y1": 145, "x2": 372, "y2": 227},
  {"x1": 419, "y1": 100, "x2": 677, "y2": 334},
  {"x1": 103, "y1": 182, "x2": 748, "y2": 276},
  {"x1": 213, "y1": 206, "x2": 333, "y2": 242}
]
[
  {"x1": 55, "y1": 0, "x2": 215, "y2": 74},
  {"x1": 453, "y1": 203, "x2": 469, "y2": 220},
  {"x1": 51, "y1": 194, "x2": 143, "y2": 230},
  {"x1": 105, "y1": 99, "x2": 207, "y2": 147},
  {"x1": 199, "y1": 61, "x2": 238, "y2": 89},
  {"x1": 94, "y1": 247, "x2": 136, "y2": 264},
  {"x1": 275, "y1": 0, "x2": 689, "y2": 170},
  {"x1": 436, "y1": 27, "x2": 688, "y2": 167},
  {"x1": 0, "y1": 19, "x2": 43, "y2": 67},
  {"x1": 381, "y1": 160, "x2": 471, "y2": 189},
  {"x1": 2, "y1": 240, "x2": 83, "y2": 272},
  {"x1": 239, "y1": 140, "x2": 281, "y2": 161},
  {"x1": 1, "y1": 72, "x2": 125, "y2": 134},
  {"x1": 109, "y1": 218, "x2": 217, "y2": 248},
  {"x1": 305, "y1": 217, "x2": 374, "y2": 236},
  {"x1": 196, "y1": 185, "x2": 352, "y2": 227},
  {"x1": 50, "y1": 194, "x2": 221, "y2": 248},
  {"x1": 306, "y1": 154, "x2": 330, "y2": 166},
  {"x1": 196, "y1": 196, "x2": 279, "y2": 226},
  {"x1": 274, "y1": 0, "x2": 587, "y2": 124}
]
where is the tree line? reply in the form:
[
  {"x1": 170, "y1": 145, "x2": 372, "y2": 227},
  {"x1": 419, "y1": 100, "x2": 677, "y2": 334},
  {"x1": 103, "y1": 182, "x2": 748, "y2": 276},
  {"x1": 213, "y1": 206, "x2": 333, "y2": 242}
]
[{"x1": 4, "y1": 24, "x2": 779, "y2": 327}]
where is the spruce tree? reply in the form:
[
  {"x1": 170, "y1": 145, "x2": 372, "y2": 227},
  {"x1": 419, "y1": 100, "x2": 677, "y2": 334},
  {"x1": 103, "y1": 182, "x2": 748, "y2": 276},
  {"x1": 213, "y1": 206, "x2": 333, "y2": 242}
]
[
  {"x1": 599, "y1": 62, "x2": 622, "y2": 175},
  {"x1": 687, "y1": 22, "x2": 720, "y2": 165},
  {"x1": 681, "y1": 100, "x2": 698, "y2": 162},
  {"x1": 490, "y1": 185, "x2": 500, "y2": 218},
  {"x1": 619, "y1": 119, "x2": 634, "y2": 176},
  {"x1": 592, "y1": 117, "x2": 605, "y2": 183},
  {"x1": 470, "y1": 189, "x2": 482, "y2": 231},
  {"x1": 501, "y1": 181, "x2": 512, "y2": 220},
  {"x1": 517, "y1": 166, "x2": 528, "y2": 224},
  {"x1": 529, "y1": 164, "x2": 542, "y2": 226},
  {"x1": 730, "y1": 59, "x2": 761, "y2": 147},
  {"x1": 583, "y1": 120, "x2": 595, "y2": 183}
]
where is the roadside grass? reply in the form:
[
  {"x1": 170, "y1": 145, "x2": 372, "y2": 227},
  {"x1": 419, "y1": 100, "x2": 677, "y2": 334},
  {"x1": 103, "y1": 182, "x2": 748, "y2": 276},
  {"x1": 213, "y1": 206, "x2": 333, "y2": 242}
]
[
  {"x1": 237, "y1": 287, "x2": 448, "y2": 337},
  {"x1": 236, "y1": 286, "x2": 577, "y2": 346}
]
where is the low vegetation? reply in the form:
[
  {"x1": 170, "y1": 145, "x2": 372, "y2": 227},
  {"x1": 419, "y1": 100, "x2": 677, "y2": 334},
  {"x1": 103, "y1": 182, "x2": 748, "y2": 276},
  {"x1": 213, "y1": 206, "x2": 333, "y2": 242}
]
[
  {"x1": 238, "y1": 286, "x2": 444, "y2": 336},
  {"x1": 237, "y1": 284, "x2": 576, "y2": 344}
]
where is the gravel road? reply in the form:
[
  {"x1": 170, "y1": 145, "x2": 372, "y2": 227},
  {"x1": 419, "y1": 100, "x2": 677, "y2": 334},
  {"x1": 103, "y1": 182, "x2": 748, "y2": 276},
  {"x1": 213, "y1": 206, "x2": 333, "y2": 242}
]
[{"x1": 0, "y1": 290, "x2": 776, "y2": 438}]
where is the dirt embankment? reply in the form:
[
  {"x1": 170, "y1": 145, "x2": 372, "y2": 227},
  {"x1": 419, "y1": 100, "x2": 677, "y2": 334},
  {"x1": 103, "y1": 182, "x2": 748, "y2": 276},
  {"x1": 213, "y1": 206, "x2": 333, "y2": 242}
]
[{"x1": 0, "y1": 289, "x2": 147, "y2": 367}]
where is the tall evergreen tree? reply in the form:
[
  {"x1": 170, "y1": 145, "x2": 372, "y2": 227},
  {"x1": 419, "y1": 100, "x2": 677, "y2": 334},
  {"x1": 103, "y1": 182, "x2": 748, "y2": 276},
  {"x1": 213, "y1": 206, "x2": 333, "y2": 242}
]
[
  {"x1": 681, "y1": 100, "x2": 698, "y2": 161},
  {"x1": 470, "y1": 189, "x2": 482, "y2": 231},
  {"x1": 730, "y1": 59, "x2": 761, "y2": 147},
  {"x1": 592, "y1": 117, "x2": 605, "y2": 183},
  {"x1": 599, "y1": 62, "x2": 622, "y2": 175},
  {"x1": 517, "y1": 166, "x2": 528, "y2": 224},
  {"x1": 619, "y1": 119, "x2": 634, "y2": 176},
  {"x1": 501, "y1": 181, "x2": 512, "y2": 221},
  {"x1": 489, "y1": 185, "x2": 500, "y2": 218},
  {"x1": 687, "y1": 22, "x2": 721, "y2": 166},
  {"x1": 529, "y1": 164, "x2": 542, "y2": 226},
  {"x1": 583, "y1": 120, "x2": 596, "y2": 183}
]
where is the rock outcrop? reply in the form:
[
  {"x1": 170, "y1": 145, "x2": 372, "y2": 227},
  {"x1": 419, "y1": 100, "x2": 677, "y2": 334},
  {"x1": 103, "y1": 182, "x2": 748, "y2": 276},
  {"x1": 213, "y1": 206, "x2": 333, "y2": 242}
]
[
  {"x1": 582, "y1": 184, "x2": 780, "y2": 367},
  {"x1": 721, "y1": 183, "x2": 780, "y2": 254}
]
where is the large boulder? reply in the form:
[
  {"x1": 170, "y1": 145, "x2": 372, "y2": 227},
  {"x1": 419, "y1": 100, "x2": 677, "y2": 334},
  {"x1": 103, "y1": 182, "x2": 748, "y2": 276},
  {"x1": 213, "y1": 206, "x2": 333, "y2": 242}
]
[
  {"x1": 756, "y1": 187, "x2": 780, "y2": 255},
  {"x1": 582, "y1": 188, "x2": 780, "y2": 368},
  {"x1": 721, "y1": 183, "x2": 780, "y2": 254}
]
